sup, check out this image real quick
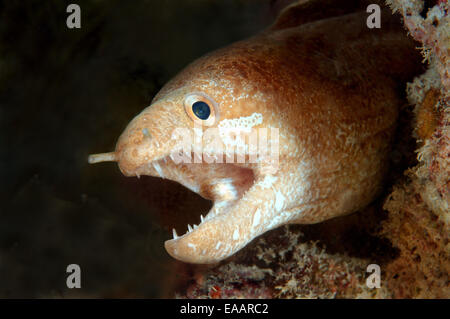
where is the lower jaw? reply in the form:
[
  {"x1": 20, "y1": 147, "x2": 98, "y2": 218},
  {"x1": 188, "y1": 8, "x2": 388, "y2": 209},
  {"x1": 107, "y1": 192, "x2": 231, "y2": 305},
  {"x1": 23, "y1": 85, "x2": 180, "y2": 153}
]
[{"x1": 131, "y1": 155, "x2": 258, "y2": 260}]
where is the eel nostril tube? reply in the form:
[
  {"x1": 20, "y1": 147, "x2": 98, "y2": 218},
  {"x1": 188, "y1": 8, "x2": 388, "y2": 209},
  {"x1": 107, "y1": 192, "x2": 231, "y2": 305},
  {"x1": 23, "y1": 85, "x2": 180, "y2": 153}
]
[{"x1": 88, "y1": 152, "x2": 117, "y2": 164}]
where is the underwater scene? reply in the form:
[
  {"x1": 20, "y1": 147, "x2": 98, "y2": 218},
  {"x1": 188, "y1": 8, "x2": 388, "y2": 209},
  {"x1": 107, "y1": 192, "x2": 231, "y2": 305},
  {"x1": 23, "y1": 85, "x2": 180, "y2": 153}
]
[{"x1": 1, "y1": 0, "x2": 448, "y2": 299}]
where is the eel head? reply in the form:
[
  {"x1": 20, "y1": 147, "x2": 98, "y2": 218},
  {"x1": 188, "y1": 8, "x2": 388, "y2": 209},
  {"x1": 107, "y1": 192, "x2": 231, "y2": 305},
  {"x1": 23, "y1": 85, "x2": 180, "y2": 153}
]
[{"x1": 88, "y1": 56, "x2": 282, "y2": 263}]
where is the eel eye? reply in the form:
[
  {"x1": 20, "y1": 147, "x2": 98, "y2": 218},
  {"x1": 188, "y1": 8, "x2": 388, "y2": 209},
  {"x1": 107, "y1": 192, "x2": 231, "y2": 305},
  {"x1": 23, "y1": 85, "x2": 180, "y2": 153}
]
[
  {"x1": 184, "y1": 92, "x2": 219, "y2": 126},
  {"x1": 192, "y1": 101, "x2": 210, "y2": 120}
]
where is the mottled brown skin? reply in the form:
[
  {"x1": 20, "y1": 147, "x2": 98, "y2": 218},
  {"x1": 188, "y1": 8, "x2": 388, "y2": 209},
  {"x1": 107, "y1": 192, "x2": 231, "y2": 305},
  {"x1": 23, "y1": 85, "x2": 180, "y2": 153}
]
[{"x1": 89, "y1": 4, "x2": 422, "y2": 263}]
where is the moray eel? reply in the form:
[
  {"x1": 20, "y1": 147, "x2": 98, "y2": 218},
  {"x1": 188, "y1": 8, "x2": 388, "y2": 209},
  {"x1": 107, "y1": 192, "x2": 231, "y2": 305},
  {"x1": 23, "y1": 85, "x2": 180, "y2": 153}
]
[{"x1": 88, "y1": 1, "x2": 422, "y2": 263}]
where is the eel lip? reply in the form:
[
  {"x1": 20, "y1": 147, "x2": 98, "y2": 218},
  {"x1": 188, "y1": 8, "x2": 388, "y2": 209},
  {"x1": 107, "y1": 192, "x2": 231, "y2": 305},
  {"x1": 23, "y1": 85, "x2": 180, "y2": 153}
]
[
  {"x1": 165, "y1": 239, "x2": 198, "y2": 263},
  {"x1": 164, "y1": 210, "x2": 246, "y2": 264},
  {"x1": 165, "y1": 224, "x2": 213, "y2": 264},
  {"x1": 164, "y1": 219, "x2": 221, "y2": 264}
]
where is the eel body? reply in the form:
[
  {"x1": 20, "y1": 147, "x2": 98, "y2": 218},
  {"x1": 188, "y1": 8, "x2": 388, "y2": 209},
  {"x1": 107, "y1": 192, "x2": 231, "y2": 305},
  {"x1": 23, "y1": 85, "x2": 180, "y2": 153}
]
[{"x1": 89, "y1": 2, "x2": 422, "y2": 263}]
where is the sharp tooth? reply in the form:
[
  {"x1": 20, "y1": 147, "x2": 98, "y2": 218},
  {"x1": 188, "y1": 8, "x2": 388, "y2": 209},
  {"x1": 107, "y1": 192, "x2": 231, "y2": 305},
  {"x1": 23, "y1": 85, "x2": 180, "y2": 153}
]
[
  {"x1": 188, "y1": 224, "x2": 193, "y2": 232},
  {"x1": 200, "y1": 214, "x2": 204, "y2": 223},
  {"x1": 193, "y1": 224, "x2": 198, "y2": 229},
  {"x1": 152, "y1": 162, "x2": 165, "y2": 179},
  {"x1": 193, "y1": 152, "x2": 202, "y2": 163},
  {"x1": 172, "y1": 228, "x2": 178, "y2": 239}
]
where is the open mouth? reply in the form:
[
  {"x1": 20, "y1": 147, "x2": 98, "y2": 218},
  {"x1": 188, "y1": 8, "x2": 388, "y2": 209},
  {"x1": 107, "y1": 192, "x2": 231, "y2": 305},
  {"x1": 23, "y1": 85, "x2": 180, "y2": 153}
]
[
  {"x1": 88, "y1": 122, "x2": 285, "y2": 264},
  {"x1": 142, "y1": 153, "x2": 256, "y2": 224},
  {"x1": 88, "y1": 133, "x2": 271, "y2": 264},
  {"x1": 127, "y1": 151, "x2": 258, "y2": 263}
]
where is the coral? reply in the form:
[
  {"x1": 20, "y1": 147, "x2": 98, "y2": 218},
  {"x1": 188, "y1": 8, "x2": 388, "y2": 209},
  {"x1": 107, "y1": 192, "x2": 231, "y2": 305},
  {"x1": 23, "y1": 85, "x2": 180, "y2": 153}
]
[
  {"x1": 379, "y1": 0, "x2": 449, "y2": 298},
  {"x1": 387, "y1": 0, "x2": 449, "y2": 91},
  {"x1": 257, "y1": 229, "x2": 384, "y2": 299},
  {"x1": 408, "y1": 67, "x2": 449, "y2": 220},
  {"x1": 381, "y1": 175, "x2": 449, "y2": 298},
  {"x1": 414, "y1": 96, "x2": 449, "y2": 219},
  {"x1": 176, "y1": 226, "x2": 391, "y2": 299},
  {"x1": 415, "y1": 88, "x2": 441, "y2": 141},
  {"x1": 177, "y1": 262, "x2": 273, "y2": 299}
]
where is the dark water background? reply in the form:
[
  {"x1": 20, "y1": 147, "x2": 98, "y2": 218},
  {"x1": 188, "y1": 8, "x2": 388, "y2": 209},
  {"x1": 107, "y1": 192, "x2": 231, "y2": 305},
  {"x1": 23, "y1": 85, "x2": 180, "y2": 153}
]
[{"x1": 0, "y1": 0, "x2": 291, "y2": 298}]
